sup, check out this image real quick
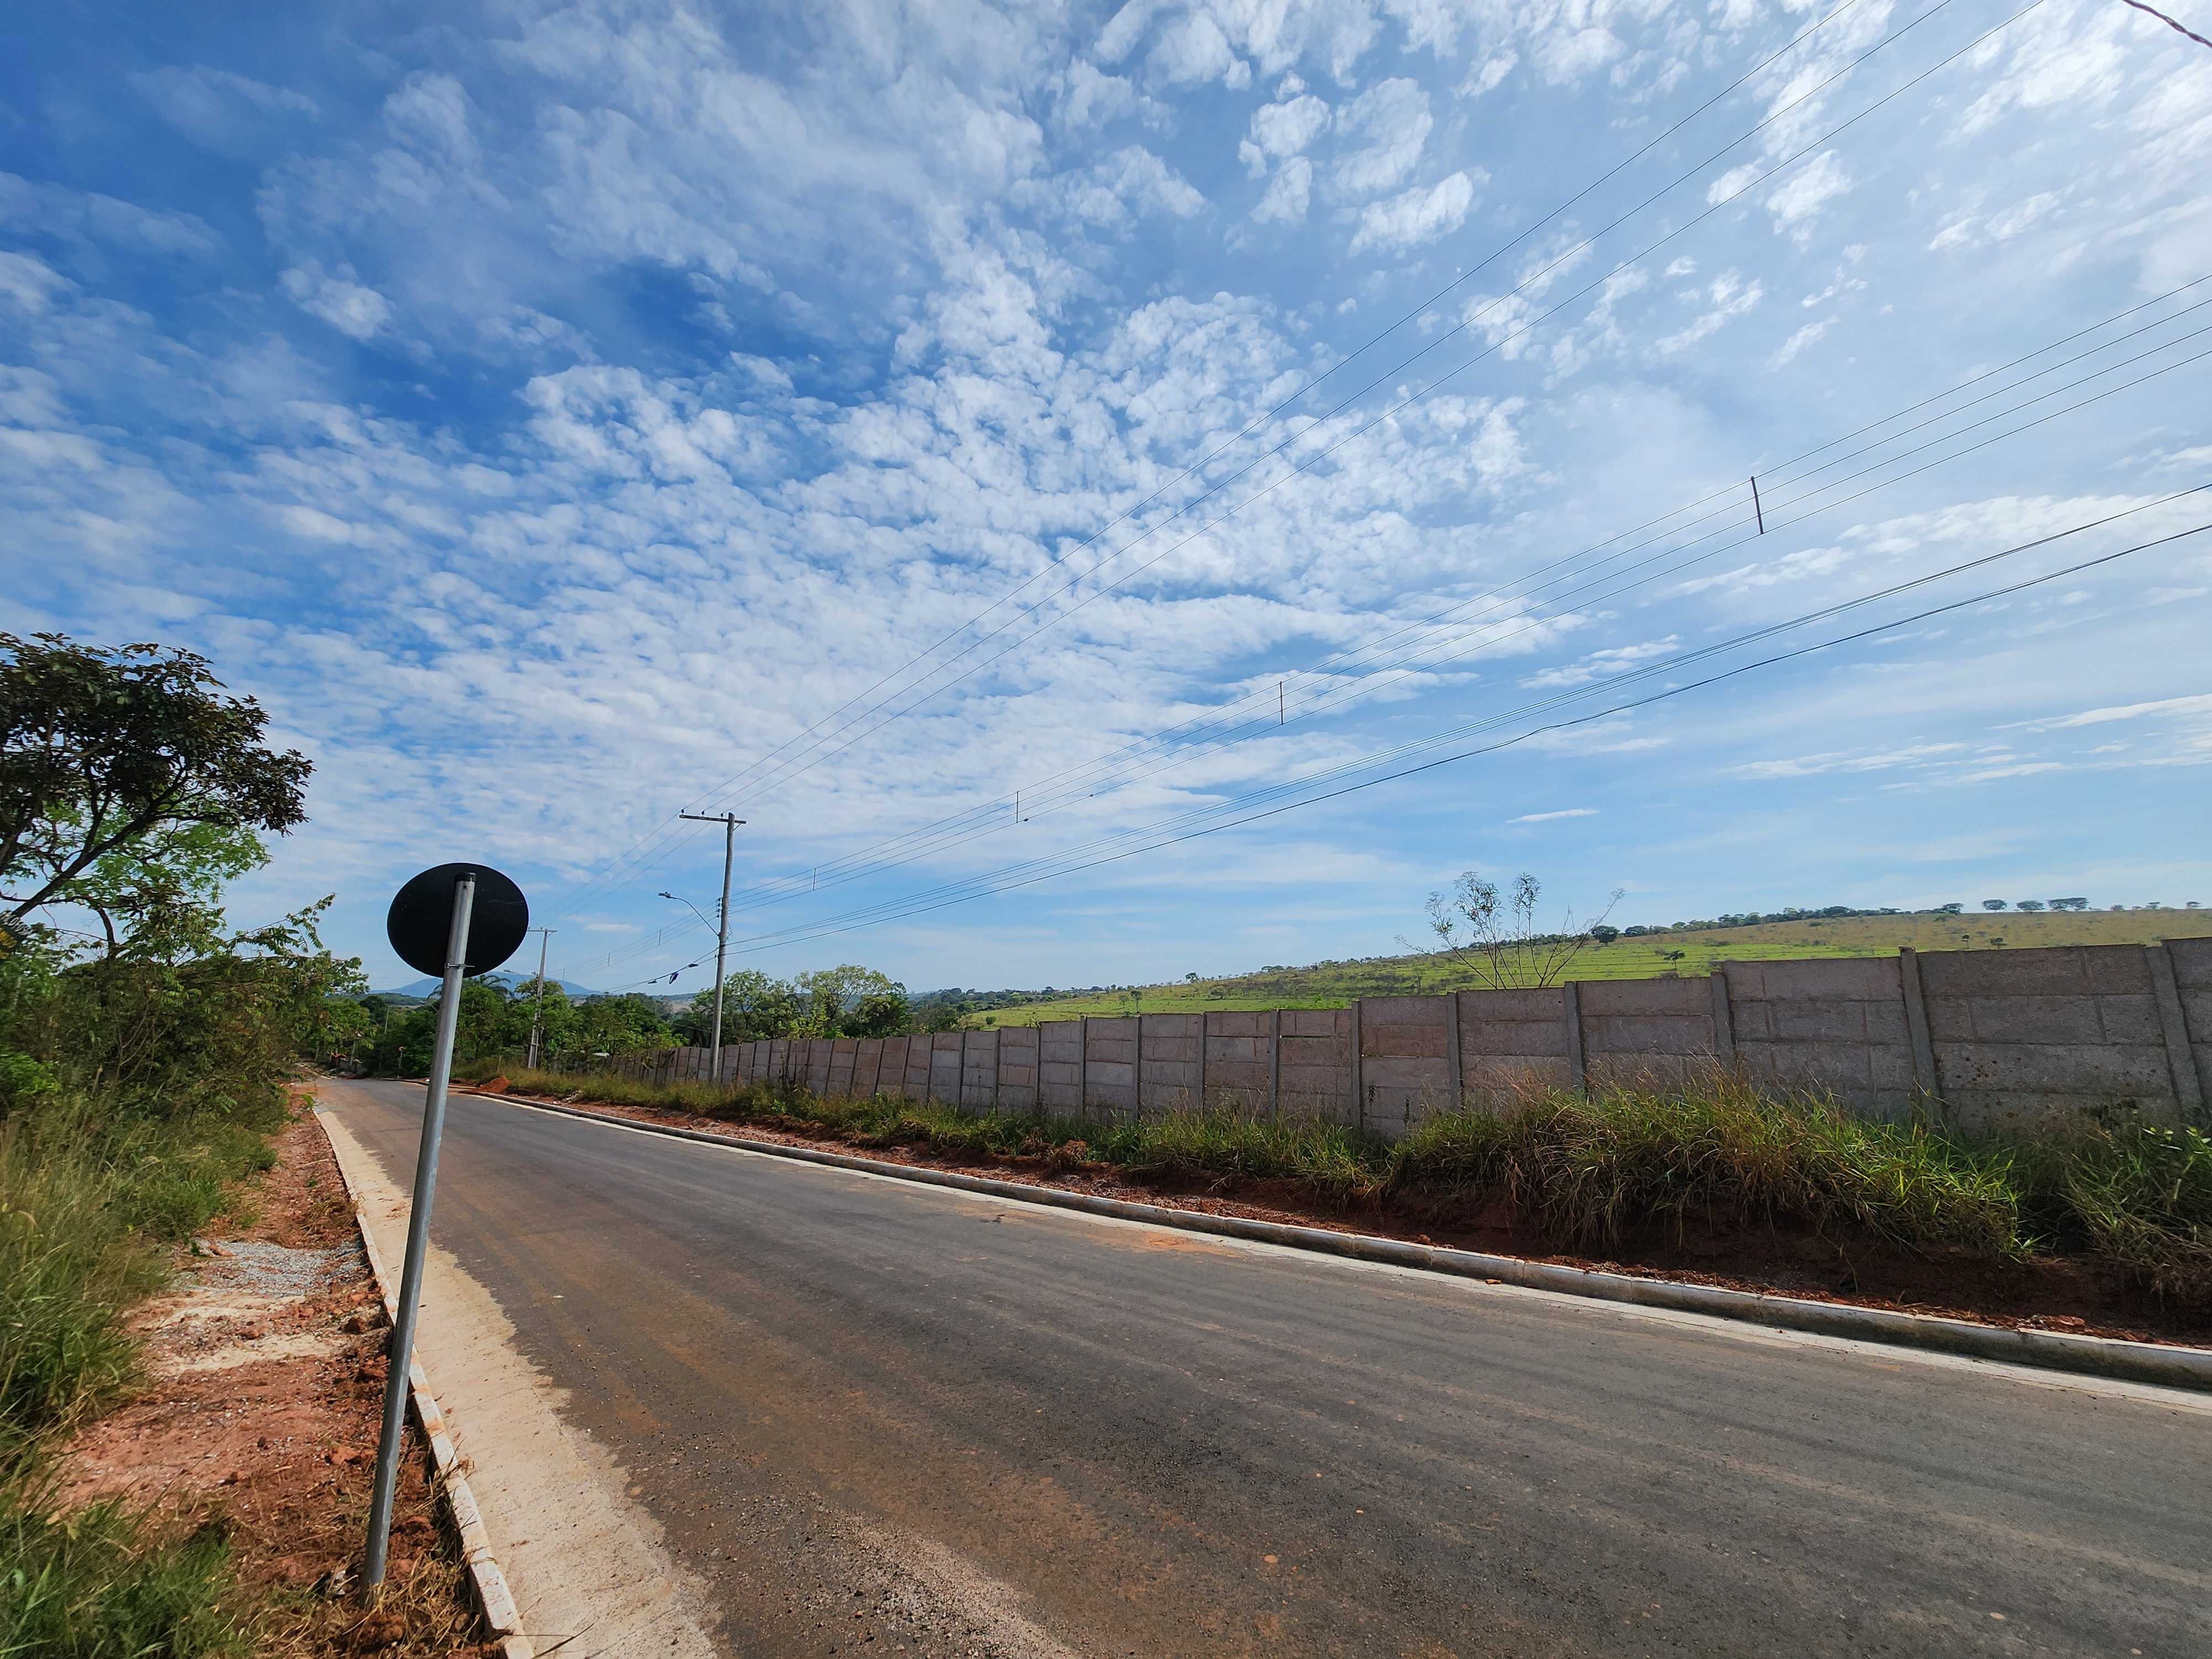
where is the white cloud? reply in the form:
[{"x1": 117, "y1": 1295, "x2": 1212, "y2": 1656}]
[
  {"x1": 1148, "y1": 14, "x2": 1250, "y2": 87},
  {"x1": 1507, "y1": 807, "x2": 1598, "y2": 822},
  {"x1": 1241, "y1": 92, "x2": 1331, "y2": 176},
  {"x1": 1045, "y1": 145, "x2": 1207, "y2": 227},
  {"x1": 1347, "y1": 170, "x2": 1478, "y2": 253},
  {"x1": 1765, "y1": 151, "x2": 1851, "y2": 241},
  {"x1": 1706, "y1": 164, "x2": 1761, "y2": 205},
  {"x1": 2020, "y1": 692, "x2": 2212, "y2": 730},
  {"x1": 1330, "y1": 79, "x2": 1431, "y2": 197},
  {"x1": 1522, "y1": 637, "x2": 1681, "y2": 689},
  {"x1": 1654, "y1": 271, "x2": 1762, "y2": 356},
  {"x1": 1767, "y1": 317, "x2": 1834, "y2": 368},
  {"x1": 279, "y1": 262, "x2": 393, "y2": 340},
  {"x1": 1251, "y1": 156, "x2": 1313, "y2": 224},
  {"x1": 129, "y1": 64, "x2": 319, "y2": 158},
  {"x1": 0, "y1": 252, "x2": 75, "y2": 313},
  {"x1": 1463, "y1": 52, "x2": 1516, "y2": 96}
]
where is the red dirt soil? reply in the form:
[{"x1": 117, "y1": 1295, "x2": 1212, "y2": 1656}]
[{"x1": 61, "y1": 1095, "x2": 490, "y2": 1656}]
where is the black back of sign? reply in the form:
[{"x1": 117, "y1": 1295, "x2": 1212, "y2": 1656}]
[{"x1": 386, "y1": 864, "x2": 529, "y2": 979}]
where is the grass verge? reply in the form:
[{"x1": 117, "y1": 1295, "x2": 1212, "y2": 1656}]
[
  {"x1": 471, "y1": 1061, "x2": 2212, "y2": 1314},
  {"x1": 0, "y1": 1091, "x2": 281, "y2": 1658}
]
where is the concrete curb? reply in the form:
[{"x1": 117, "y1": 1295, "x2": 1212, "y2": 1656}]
[
  {"x1": 481, "y1": 1090, "x2": 2212, "y2": 1396},
  {"x1": 315, "y1": 1108, "x2": 535, "y2": 1659}
]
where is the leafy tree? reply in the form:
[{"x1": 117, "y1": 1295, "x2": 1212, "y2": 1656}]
[
  {"x1": 1936, "y1": 902, "x2": 1965, "y2": 915},
  {"x1": 1589, "y1": 924, "x2": 1621, "y2": 945},
  {"x1": 791, "y1": 964, "x2": 905, "y2": 1037},
  {"x1": 847, "y1": 989, "x2": 909, "y2": 1037},
  {"x1": 1, "y1": 635, "x2": 309, "y2": 948},
  {"x1": 2016, "y1": 900, "x2": 2046, "y2": 912},
  {"x1": 684, "y1": 969, "x2": 802, "y2": 1043},
  {"x1": 1982, "y1": 900, "x2": 2008, "y2": 911}
]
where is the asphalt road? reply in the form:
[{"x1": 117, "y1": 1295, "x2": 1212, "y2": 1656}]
[{"x1": 329, "y1": 1080, "x2": 2212, "y2": 1658}]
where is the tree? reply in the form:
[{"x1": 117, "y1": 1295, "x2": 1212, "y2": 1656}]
[
  {"x1": 792, "y1": 964, "x2": 905, "y2": 1037},
  {"x1": 1982, "y1": 900, "x2": 2008, "y2": 911},
  {"x1": 1589, "y1": 924, "x2": 1620, "y2": 945},
  {"x1": 685, "y1": 969, "x2": 802, "y2": 1043},
  {"x1": 1411, "y1": 870, "x2": 1624, "y2": 989},
  {"x1": 1936, "y1": 903, "x2": 1965, "y2": 915},
  {"x1": 1, "y1": 634, "x2": 310, "y2": 946},
  {"x1": 2016, "y1": 900, "x2": 2046, "y2": 912}
]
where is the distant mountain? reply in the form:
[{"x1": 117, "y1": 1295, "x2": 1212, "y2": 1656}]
[{"x1": 372, "y1": 969, "x2": 597, "y2": 999}]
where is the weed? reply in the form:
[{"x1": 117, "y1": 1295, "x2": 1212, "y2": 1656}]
[
  {"x1": 0, "y1": 1477, "x2": 246, "y2": 1659},
  {"x1": 487, "y1": 1064, "x2": 2212, "y2": 1310}
]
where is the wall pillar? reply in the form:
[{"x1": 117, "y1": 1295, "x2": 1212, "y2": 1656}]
[
  {"x1": 1563, "y1": 982, "x2": 1586, "y2": 1093},
  {"x1": 1078, "y1": 1016, "x2": 1089, "y2": 1118},
  {"x1": 1446, "y1": 992, "x2": 1464, "y2": 1114},
  {"x1": 1899, "y1": 947, "x2": 1940, "y2": 1102},
  {"x1": 1350, "y1": 999, "x2": 1365, "y2": 1131},
  {"x1": 1269, "y1": 1008, "x2": 1281, "y2": 1119},
  {"x1": 1709, "y1": 967, "x2": 1736, "y2": 1066},
  {"x1": 2147, "y1": 943, "x2": 2207, "y2": 1125},
  {"x1": 1197, "y1": 1010, "x2": 1208, "y2": 1112},
  {"x1": 1136, "y1": 1012, "x2": 1147, "y2": 1120}
]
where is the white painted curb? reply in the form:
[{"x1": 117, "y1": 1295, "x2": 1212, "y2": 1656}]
[
  {"x1": 482, "y1": 1090, "x2": 2212, "y2": 1396},
  {"x1": 316, "y1": 1107, "x2": 535, "y2": 1659}
]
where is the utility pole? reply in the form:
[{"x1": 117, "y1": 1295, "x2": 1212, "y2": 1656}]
[
  {"x1": 524, "y1": 927, "x2": 554, "y2": 1069},
  {"x1": 679, "y1": 812, "x2": 744, "y2": 1083}
]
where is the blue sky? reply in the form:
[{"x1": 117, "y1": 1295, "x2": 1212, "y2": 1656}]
[{"x1": 4, "y1": 0, "x2": 2209, "y2": 995}]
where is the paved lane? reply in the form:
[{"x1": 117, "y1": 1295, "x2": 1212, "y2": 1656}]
[{"x1": 326, "y1": 1080, "x2": 2212, "y2": 1658}]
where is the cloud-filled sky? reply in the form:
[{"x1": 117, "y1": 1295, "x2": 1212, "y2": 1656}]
[{"x1": 4, "y1": 0, "x2": 2209, "y2": 993}]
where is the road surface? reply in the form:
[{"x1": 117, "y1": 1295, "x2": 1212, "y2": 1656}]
[{"x1": 324, "y1": 1078, "x2": 2212, "y2": 1657}]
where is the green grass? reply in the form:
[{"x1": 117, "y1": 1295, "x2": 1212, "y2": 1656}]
[
  {"x1": 971, "y1": 909, "x2": 2212, "y2": 1026},
  {"x1": 0, "y1": 1483, "x2": 245, "y2": 1659},
  {"x1": 0, "y1": 1091, "x2": 279, "y2": 1657},
  {"x1": 482, "y1": 1065, "x2": 2212, "y2": 1311}
]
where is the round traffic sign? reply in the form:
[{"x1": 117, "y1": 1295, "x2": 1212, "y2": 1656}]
[{"x1": 386, "y1": 864, "x2": 530, "y2": 979}]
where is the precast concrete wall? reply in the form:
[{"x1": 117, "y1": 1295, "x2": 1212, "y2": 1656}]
[{"x1": 591, "y1": 938, "x2": 2212, "y2": 1138}]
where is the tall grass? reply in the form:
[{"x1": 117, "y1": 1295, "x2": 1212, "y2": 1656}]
[
  {"x1": 484, "y1": 1061, "x2": 2212, "y2": 1310},
  {"x1": 0, "y1": 1091, "x2": 278, "y2": 1657},
  {"x1": 1385, "y1": 1078, "x2": 2024, "y2": 1257},
  {"x1": 0, "y1": 1483, "x2": 245, "y2": 1659}
]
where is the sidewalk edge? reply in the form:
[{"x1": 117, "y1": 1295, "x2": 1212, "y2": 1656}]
[{"x1": 315, "y1": 1105, "x2": 536, "y2": 1659}]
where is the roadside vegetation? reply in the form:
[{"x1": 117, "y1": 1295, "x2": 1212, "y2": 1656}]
[
  {"x1": 1, "y1": 633, "x2": 363, "y2": 1656},
  {"x1": 352, "y1": 961, "x2": 937, "y2": 1076},
  {"x1": 469, "y1": 1061, "x2": 2212, "y2": 1316}
]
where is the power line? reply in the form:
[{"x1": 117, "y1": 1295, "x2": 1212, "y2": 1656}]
[
  {"x1": 708, "y1": 503, "x2": 2209, "y2": 959},
  {"x1": 670, "y1": 0, "x2": 2044, "y2": 842},
  {"x1": 539, "y1": 0, "x2": 1963, "y2": 922},
  {"x1": 573, "y1": 327, "x2": 2212, "y2": 978}
]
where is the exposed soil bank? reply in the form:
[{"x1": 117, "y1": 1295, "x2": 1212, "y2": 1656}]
[{"x1": 62, "y1": 1095, "x2": 488, "y2": 1656}]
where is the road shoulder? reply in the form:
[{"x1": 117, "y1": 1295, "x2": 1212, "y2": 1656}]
[{"x1": 317, "y1": 1081, "x2": 721, "y2": 1659}]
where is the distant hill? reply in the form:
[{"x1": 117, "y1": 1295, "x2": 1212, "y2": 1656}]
[
  {"x1": 964, "y1": 905, "x2": 2212, "y2": 1027},
  {"x1": 372, "y1": 969, "x2": 597, "y2": 999}
]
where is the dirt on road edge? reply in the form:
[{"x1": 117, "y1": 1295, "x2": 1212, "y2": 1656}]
[{"x1": 61, "y1": 1093, "x2": 491, "y2": 1657}]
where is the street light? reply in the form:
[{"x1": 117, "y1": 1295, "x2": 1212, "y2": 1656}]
[
  {"x1": 666, "y1": 811, "x2": 744, "y2": 1083},
  {"x1": 658, "y1": 891, "x2": 716, "y2": 933}
]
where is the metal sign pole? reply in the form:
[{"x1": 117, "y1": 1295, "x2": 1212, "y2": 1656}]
[{"x1": 364, "y1": 870, "x2": 476, "y2": 1588}]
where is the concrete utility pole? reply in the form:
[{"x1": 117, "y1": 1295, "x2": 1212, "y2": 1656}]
[
  {"x1": 679, "y1": 812, "x2": 744, "y2": 1083},
  {"x1": 524, "y1": 927, "x2": 554, "y2": 1068}
]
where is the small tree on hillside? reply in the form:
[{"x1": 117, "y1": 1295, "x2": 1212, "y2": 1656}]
[
  {"x1": 1982, "y1": 899, "x2": 2008, "y2": 911},
  {"x1": 1408, "y1": 870, "x2": 1624, "y2": 989}
]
